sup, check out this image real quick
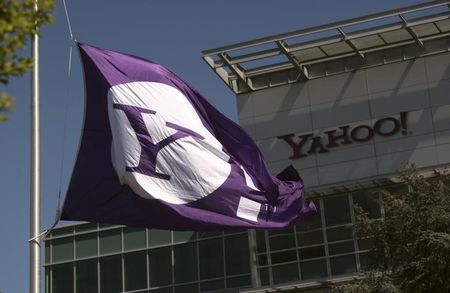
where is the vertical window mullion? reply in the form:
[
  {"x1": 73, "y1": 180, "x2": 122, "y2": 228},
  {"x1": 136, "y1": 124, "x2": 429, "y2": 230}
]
[
  {"x1": 320, "y1": 198, "x2": 331, "y2": 277},
  {"x1": 349, "y1": 192, "x2": 361, "y2": 273}
]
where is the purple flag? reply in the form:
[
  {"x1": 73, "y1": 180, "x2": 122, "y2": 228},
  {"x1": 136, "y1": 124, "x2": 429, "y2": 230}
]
[{"x1": 61, "y1": 43, "x2": 316, "y2": 230}]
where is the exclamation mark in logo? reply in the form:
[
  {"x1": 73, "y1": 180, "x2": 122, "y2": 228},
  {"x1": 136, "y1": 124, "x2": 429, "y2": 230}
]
[{"x1": 400, "y1": 112, "x2": 408, "y2": 135}]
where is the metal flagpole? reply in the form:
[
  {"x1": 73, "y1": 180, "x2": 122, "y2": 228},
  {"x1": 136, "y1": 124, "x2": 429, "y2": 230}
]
[{"x1": 30, "y1": 0, "x2": 41, "y2": 292}]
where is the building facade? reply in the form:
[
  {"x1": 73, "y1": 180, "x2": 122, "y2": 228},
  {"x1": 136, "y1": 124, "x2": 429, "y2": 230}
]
[{"x1": 45, "y1": 2, "x2": 450, "y2": 292}]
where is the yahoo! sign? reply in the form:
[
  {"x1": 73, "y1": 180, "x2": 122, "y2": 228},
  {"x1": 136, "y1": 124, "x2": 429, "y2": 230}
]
[{"x1": 278, "y1": 112, "x2": 409, "y2": 159}]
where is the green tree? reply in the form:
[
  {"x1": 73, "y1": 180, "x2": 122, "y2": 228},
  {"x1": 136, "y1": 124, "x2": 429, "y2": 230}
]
[
  {"x1": 0, "y1": 0, "x2": 54, "y2": 121},
  {"x1": 333, "y1": 168, "x2": 450, "y2": 293}
]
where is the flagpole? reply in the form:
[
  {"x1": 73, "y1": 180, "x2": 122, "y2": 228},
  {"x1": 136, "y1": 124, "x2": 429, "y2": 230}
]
[{"x1": 30, "y1": 0, "x2": 41, "y2": 292}]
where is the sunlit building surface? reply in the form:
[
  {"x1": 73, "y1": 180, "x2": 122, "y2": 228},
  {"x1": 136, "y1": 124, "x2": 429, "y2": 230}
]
[{"x1": 45, "y1": 2, "x2": 450, "y2": 292}]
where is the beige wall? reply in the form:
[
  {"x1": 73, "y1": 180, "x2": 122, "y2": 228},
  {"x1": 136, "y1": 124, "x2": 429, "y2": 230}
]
[{"x1": 237, "y1": 51, "x2": 450, "y2": 189}]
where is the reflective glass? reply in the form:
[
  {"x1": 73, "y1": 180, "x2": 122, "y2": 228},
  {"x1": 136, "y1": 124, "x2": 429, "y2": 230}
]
[
  {"x1": 330, "y1": 254, "x2": 357, "y2": 275},
  {"x1": 52, "y1": 263, "x2": 74, "y2": 293},
  {"x1": 256, "y1": 231, "x2": 266, "y2": 253},
  {"x1": 269, "y1": 228, "x2": 295, "y2": 251},
  {"x1": 123, "y1": 227, "x2": 146, "y2": 250},
  {"x1": 148, "y1": 229, "x2": 171, "y2": 247},
  {"x1": 224, "y1": 234, "x2": 250, "y2": 275},
  {"x1": 327, "y1": 226, "x2": 353, "y2": 242},
  {"x1": 300, "y1": 259, "x2": 328, "y2": 280},
  {"x1": 149, "y1": 288, "x2": 173, "y2": 293},
  {"x1": 173, "y1": 231, "x2": 196, "y2": 243},
  {"x1": 76, "y1": 259, "x2": 97, "y2": 293},
  {"x1": 199, "y1": 238, "x2": 224, "y2": 279},
  {"x1": 45, "y1": 241, "x2": 50, "y2": 264},
  {"x1": 226, "y1": 275, "x2": 251, "y2": 289},
  {"x1": 298, "y1": 245, "x2": 325, "y2": 260},
  {"x1": 257, "y1": 253, "x2": 268, "y2": 266},
  {"x1": 328, "y1": 241, "x2": 355, "y2": 255},
  {"x1": 100, "y1": 255, "x2": 122, "y2": 293},
  {"x1": 149, "y1": 247, "x2": 172, "y2": 287},
  {"x1": 200, "y1": 279, "x2": 224, "y2": 292},
  {"x1": 270, "y1": 249, "x2": 297, "y2": 264},
  {"x1": 52, "y1": 226, "x2": 73, "y2": 237},
  {"x1": 174, "y1": 283, "x2": 198, "y2": 293},
  {"x1": 198, "y1": 231, "x2": 222, "y2": 239},
  {"x1": 324, "y1": 194, "x2": 351, "y2": 225},
  {"x1": 99, "y1": 229, "x2": 121, "y2": 255},
  {"x1": 272, "y1": 263, "x2": 299, "y2": 284},
  {"x1": 52, "y1": 237, "x2": 74, "y2": 262},
  {"x1": 297, "y1": 230, "x2": 323, "y2": 246},
  {"x1": 174, "y1": 242, "x2": 198, "y2": 283},
  {"x1": 75, "y1": 233, "x2": 97, "y2": 258},
  {"x1": 358, "y1": 237, "x2": 374, "y2": 250},
  {"x1": 124, "y1": 251, "x2": 147, "y2": 290},
  {"x1": 258, "y1": 268, "x2": 270, "y2": 286},
  {"x1": 75, "y1": 223, "x2": 97, "y2": 233}
]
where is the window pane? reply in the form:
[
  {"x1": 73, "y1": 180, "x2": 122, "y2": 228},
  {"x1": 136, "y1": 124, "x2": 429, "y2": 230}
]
[
  {"x1": 45, "y1": 241, "x2": 50, "y2": 264},
  {"x1": 270, "y1": 249, "x2": 297, "y2": 264},
  {"x1": 174, "y1": 242, "x2": 198, "y2": 283},
  {"x1": 359, "y1": 252, "x2": 375, "y2": 271},
  {"x1": 299, "y1": 245, "x2": 325, "y2": 260},
  {"x1": 123, "y1": 227, "x2": 146, "y2": 250},
  {"x1": 330, "y1": 254, "x2": 357, "y2": 275},
  {"x1": 272, "y1": 263, "x2": 299, "y2": 284},
  {"x1": 149, "y1": 288, "x2": 173, "y2": 293},
  {"x1": 148, "y1": 229, "x2": 171, "y2": 247},
  {"x1": 225, "y1": 234, "x2": 250, "y2": 276},
  {"x1": 300, "y1": 259, "x2": 327, "y2": 280},
  {"x1": 149, "y1": 247, "x2": 172, "y2": 287},
  {"x1": 99, "y1": 229, "x2": 121, "y2": 255},
  {"x1": 200, "y1": 279, "x2": 224, "y2": 292},
  {"x1": 75, "y1": 223, "x2": 98, "y2": 233},
  {"x1": 52, "y1": 226, "x2": 73, "y2": 237},
  {"x1": 76, "y1": 233, "x2": 97, "y2": 259},
  {"x1": 124, "y1": 251, "x2": 147, "y2": 291},
  {"x1": 358, "y1": 237, "x2": 374, "y2": 250},
  {"x1": 256, "y1": 231, "x2": 266, "y2": 253},
  {"x1": 174, "y1": 284, "x2": 198, "y2": 293},
  {"x1": 226, "y1": 275, "x2": 251, "y2": 289},
  {"x1": 257, "y1": 253, "x2": 268, "y2": 266},
  {"x1": 296, "y1": 199, "x2": 321, "y2": 231},
  {"x1": 353, "y1": 190, "x2": 381, "y2": 219},
  {"x1": 297, "y1": 230, "x2": 323, "y2": 246},
  {"x1": 52, "y1": 237, "x2": 74, "y2": 262},
  {"x1": 173, "y1": 231, "x2": 196, "y2": 243},
  {"x1": 76, "y1": 259, "x2": 97, "y2": 293},
  {"x1": 328, "y1": 241, "x2": 355, "y2": 255},
  {"x1": 198, "y1": 231, "x2": 222, "y2": 239},
  {"x1": 269, "y1": 228, "x2": 295, "y2": 251},
  {"x1": 52, "y1": 263, "x2": 74, "y2": 293},
  {"x1": 199, "y1": 239, "x2": 224, "y2": 279},
  {"x1": 100, "y1": 255, "x2": 122, "y2": 293},
  {"x1": 327, "y1": 226, "x2": 353, "y2": 242},
  {"x1": 324, "y1": 194, "x2": 351, "y2": 225},
  {"x1": 258, "y1": 268, "x2": 270, "y2": 286}
]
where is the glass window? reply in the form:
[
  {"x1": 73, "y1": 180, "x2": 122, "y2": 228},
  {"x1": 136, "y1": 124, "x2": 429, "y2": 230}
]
[
  {"x1": 52, "y1": 226, "x2": 73, "y2": 237},
  {"x1": 358, "y1": 237, "x2": 374, "y2": 251},
  {"x1": 353, "y1": 190, "x2": 381, "y2": 219},
  {"x1": 296, "y1": 199, "x2": 321, "y2": 232},
  {"x1": 76, "y1": 259, "x2": 97, "y2": 293},
  {"x1": 174, "y1": 242, "x2": 198, "y2": 283},
  {"x1": 124, "y1": 251, "x2": 147, "y2": 291},
  {"x1": 297, "y1": 230, "x2": 323, "y2": 246},
  {"x1": 359, "y1": 252, "x2": 375, "y2": 271},
  {"x1": 328, "y1": 241, "x2": 355, "y2": 255},
  {"x1": 174, "y1": 283, "x2": 198, "y2": 293},
  {"x1": 52, "y1": 263, "x2": 74, "y2": 293},
  {"x1": 224, "y1": 234, "x2": 250, "y2": 276},
  {"x1": 226, "y1": 275, "x2": 251, "y2": 289},
  {"x1": 269, "y1": 228, "x2": 295, "y2": 251},
  {"x1": 100, "y1": 255, "x2": 122, "y2": 293},
  {"x1": 148, "y1": 229, "x2": 171, "y2": 247},
  {"x1": 149, "y1": 288, "x2": 173, "y2": 293},
  {"x1": 173, "y1": 231, "x2": 196, "y2": 243},
  {"x1": 270, "y1": 249, "x2": 297, "y2": 264},
  {"x1": 99, "y1": 229, "x2": 121, "y2": 255},
  {"x1": 52, "y1": 237, "x2": 74, "y2": 262},
  {"x1": 258, "y1": 268, "x2": 270, "y2": 286},
  {"x1": 272, "y1": 263, "x2": 299, "y2": 284},
  {"x1": 257, "y1": 253, "x2": 268, "y2": 266},
  {"x1": 149, "y1": 247, "x2": 172, "y2": 287},
  {"x1": 45, "y1": 241, "x2": 50, "y2": 264},
  {"x1": 199, "y1": 238, "x2": 224, "y2": 279},
  {"x1": 327, "y1": 226, "x2": 353, "y2": 242},
  {"x1": 123, "y1": 227, "x2": 146, "y2": 250},
  {"x1": 198, "y1": 231, "x2": 222, "y2": 239},
  {"x1": 256, "y1": 231, "x2": 266, "y2": 253},
  {"x1": 200, "y1": 279, "x2": 224, "y2": 292},
  {"x1": 75, "y1": 223, "x2": 97, "y2": 233},
  {"x1": 330, "y1": 254, "x2": 357, "y2": 275},
  {"x1": 324, "y1": 194, "x2": 351, "y2": 226},
  {"x1": 300, "y1": 259, "x2": 328, "y2": 280},
  {"x1": 298, "y1": 245, "x2": 325, "y2": 260},
  {"x1": 75, "y1": 233, "x2": 97, "y2": 259}
]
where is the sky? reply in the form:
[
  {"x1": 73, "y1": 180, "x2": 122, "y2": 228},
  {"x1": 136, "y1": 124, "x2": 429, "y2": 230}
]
[{"x1": 0, "y1": 0, "x2": 430, "y2": 292}]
